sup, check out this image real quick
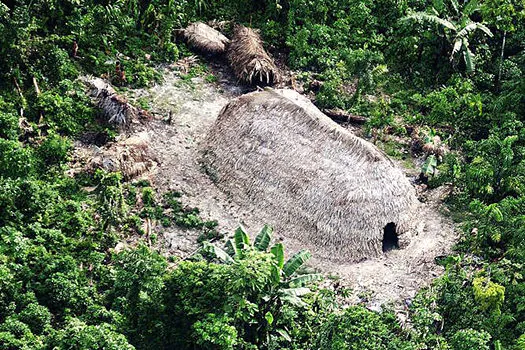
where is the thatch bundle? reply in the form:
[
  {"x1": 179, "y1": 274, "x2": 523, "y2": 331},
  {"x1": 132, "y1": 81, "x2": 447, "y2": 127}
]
[
  {"x1": 87, "y1": 132, "x2": 158, "y2": 181},
  {"x1": 83, "y1": 77, "x2": 137, "y2": 128},
  {"x1": 202, "y1": 89, "x2": 420, "y2": 261},
  {"x1": 227, "y1": 25, "x2": 280, "y2": 86},
  {"x1": 183, "y1": 22, "x2": 230, "y2": 55}
]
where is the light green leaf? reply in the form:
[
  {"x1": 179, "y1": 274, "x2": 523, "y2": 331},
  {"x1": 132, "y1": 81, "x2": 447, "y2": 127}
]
[
  {"x1": 283, "y1": 250, "x2": 311, "y2": 277},
  {"x1": 488, "y1": 204, "x2": 503, "y2": 222},
  {"x1": 475, "y1": 23, "x2": 493, "y2": 37},
  {"x1": 271, "y1": 243, "x2": 285, "y2": 269},
  {"x1": 451, "y1": 38, "x2": 463, "y2": 60},
  {"x1": 457, "y1": 22, "x2": 493, "y2": 39},
  {"x1": 254, "y1": 224, "x2": 273, "y2": 252},
  {"x1": 281, "y1": 287, "x2": 311, "y2": 297},
  {"x1": 271, "y1": 265, "x2": 281, "y2": 285},
  {"x1": 265, "y1": 312, "x2": 274, "y2": 325},
  {"x1": 281, "y1": 287, "x2": 311, "y2": 307},
  {"x1": 288, "y1": 273, "x2": 323, "y2": 287},
  {"x1": 281, "y1": 294, "x2": 306, "y2": 307},
  {"x1": 402, "y1": 12, "x2": 457, "y2": 31},
  {"x1": 202, "y1": 242, "x2": 234, "y2": 263},
  {"x1": 463, "y1": 39, "x2": 475, "y2": 73},
  {"x1": 422, "y1": 155, "x2": 438, "y2": 176},
  {"x1": 234, "y1": 226, "x2": 250, "y2": 255},
  {"x1": 276, "y1": 329, "x2": 292, "y2": 342}
]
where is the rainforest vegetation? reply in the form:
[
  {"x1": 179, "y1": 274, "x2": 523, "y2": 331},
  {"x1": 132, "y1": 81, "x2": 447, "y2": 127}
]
[{"x1": 0, "y1": 0, "x2": 524, "y2": 349}]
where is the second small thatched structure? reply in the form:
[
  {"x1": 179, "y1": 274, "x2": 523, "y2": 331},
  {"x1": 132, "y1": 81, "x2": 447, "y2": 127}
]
[
  {"x1": 202, "y1": 89, "x2": 420, "y2": 262},
  {"x1": 83, "y1": 77, "x2": 137, "y2": 128},
  {"x1": 183, "y1": 22, "x2": 230, "y2": 55},
  {"x1": 227, "y1": 25, "x2": 280, "y2": 86}
]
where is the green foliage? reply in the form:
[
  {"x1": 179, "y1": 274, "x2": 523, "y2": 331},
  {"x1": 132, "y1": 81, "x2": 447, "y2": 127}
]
[
  {"x1": 49, "y1": 318, "x2": 135, "y2": 350},
  {"x1": 95, "y1": 170, "x2": 127, "y2": 229},
  {"x1": 35, "y1": 132, "x2": 71, "y2": 168},
  {"x1": 199, "y1": 225, "x2": 323, "y2": 348},
  {"x1": 110, "y1": 245, "x2": 167, "y2": 349},
  {"x1": 517, "y1": 334, "x2": 525, "y2": 349},
  {"x1": 315, "y1": 306, "x2": 412, "y2": 349},
  {"x1": 0, "y1": 138, "x2": 35, "y2": 179},
  {"x1": 0, "y1": 0, "x2": 524, "y2": 349},
  {"x1": 473, "y1": 277, "x2": 506, "y2": 315},
  {"x1": 402, "y1": 2, "x2": 494, "y2": 74},
  {"x1": 35, "y1": 80, "x2": 96, "y2": 135},
  {"x1": 192, "y1": 314, "x2": 239, "y2": 349},
  {"x1": 450, "y1": 328, "x2": 491, "y2": 350}
]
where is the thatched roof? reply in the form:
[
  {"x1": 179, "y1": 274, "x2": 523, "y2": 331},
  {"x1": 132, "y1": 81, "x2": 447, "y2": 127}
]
[
  {"x1": 87, "y1": 132, "x2": 158, "y2": 181},
  {"x1": 227, "y1": 25, "x2": 280, "y2": 86},
  {"x1": 183, "y1": 22, "x2": 230, "y2": 55},
  {"x1": 202, "y1": 89, "x2": 420, "y2": 261},
  {"x1": 83, "y1": 77, "x2": 137, "y2": 128}
]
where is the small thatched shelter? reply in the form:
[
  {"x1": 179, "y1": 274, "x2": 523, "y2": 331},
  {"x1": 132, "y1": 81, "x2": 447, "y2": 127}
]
[
  {"x1": 183, "y1": 22, "x2": 230, "y2": 55},
  {"x1": 227, "y1": 25, "x2": 280, "y2": 86},
  {"x1": 86, "y1": 132, "x2": 158, "y2": 181},
  {"x1": 202, "y1": 89, "x2": 420, "y2": 262},
  {"x1": 83, "y1": 77, "x2": 137, "y2": 128}
]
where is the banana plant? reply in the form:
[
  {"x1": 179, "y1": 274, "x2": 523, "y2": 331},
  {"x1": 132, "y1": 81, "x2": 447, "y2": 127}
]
[
  {"x1": 203, "y1": 225, "x2": 321, "y2": 305},
  {"x1": 401, "y1": 0, "x2": 493, "y2": 73},
  {"x1": 202, "y1": 225, "x2": 322, "y2": 344}
]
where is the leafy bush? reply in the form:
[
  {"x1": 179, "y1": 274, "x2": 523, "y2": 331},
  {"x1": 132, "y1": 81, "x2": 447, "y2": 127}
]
[
  {"x1": 314, "y1": 306, "x2": 411, "y2": 349},
  {"x1": 450, "y1": 329, "x2": 491, "y2": 350}
]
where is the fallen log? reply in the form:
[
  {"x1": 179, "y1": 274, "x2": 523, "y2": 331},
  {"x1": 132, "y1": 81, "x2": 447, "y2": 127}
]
[{"x1": 323, "y1": 108, "x2": 367, "y2": 124}]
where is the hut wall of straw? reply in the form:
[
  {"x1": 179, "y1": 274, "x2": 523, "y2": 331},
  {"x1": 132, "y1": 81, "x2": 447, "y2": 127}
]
[
  {"x1": 202, "y1": 89, "x2": 420, "y2": 261},
  {"x1": 227, "y1": 25, "x2": 280, "y2": 86}
]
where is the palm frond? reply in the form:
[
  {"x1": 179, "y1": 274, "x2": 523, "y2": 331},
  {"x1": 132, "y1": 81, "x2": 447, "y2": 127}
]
[
  {"x1": 457, "y1": 22, "x2": 493, "y2": 39},
  {"x1": 402, "y1": 12, "x2": 457, "y2": 31},
  {"x1": 476, "y1": 23, "x2": 493, "y2": 37},
  {"x1": 280, "y1": 287, "x2": 311, "y2": 307},
  {"x1": 462, "y1": 38, "x2": 475, "y2": 73},
  {"x1": 281, "y1": 287, "x2": 311, "y2": 297},
  {"x1": 451, "y1": 38, "x2": 463, "y2": 60},
  {"x1": 202, "y1": 242, "x2": 234, "y2": 263}
]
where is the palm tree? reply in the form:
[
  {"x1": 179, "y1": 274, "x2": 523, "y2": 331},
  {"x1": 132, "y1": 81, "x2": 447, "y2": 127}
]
[{"x1": 401, "y1": 0, "x2": 493, "y2": 74}]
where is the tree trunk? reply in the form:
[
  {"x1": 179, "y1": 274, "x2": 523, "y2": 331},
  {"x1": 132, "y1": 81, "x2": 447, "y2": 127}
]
[{"x1": 497, "y1": 31, "x2": 507, "y2": 90}]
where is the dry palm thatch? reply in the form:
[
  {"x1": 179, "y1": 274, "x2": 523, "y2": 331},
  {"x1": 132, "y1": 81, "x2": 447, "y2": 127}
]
[
  {"x1": 227, "y1": 25, "x2": 280, "y2": 86},
  {"x1": 83, "y1": 77, "x2": 137, "y2": 128},
  {"x1": 87, "y1": 132, "x2": 158, "y2": 181},
  {"x1": 183, "y1": 22, "x2": 230, "y2": 55},
  {"x1": 202, "y1": 89, "x2": 420, "y2": 262}
]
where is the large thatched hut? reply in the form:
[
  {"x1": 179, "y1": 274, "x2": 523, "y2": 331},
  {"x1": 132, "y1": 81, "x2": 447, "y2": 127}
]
[{"x1": 202, "y1": 89, "x2": 420, "y2": 262}]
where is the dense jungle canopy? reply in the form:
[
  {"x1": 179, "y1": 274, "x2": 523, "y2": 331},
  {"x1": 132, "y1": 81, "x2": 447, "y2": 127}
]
[{"x1": 0, "y1": 0, "x2": 524, "y2": 349}]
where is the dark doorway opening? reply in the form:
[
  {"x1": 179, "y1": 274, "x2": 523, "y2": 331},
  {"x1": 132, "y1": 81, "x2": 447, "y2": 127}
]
[{"x1": 382, "y1": 222, "x2": 399, "y2": 252}]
